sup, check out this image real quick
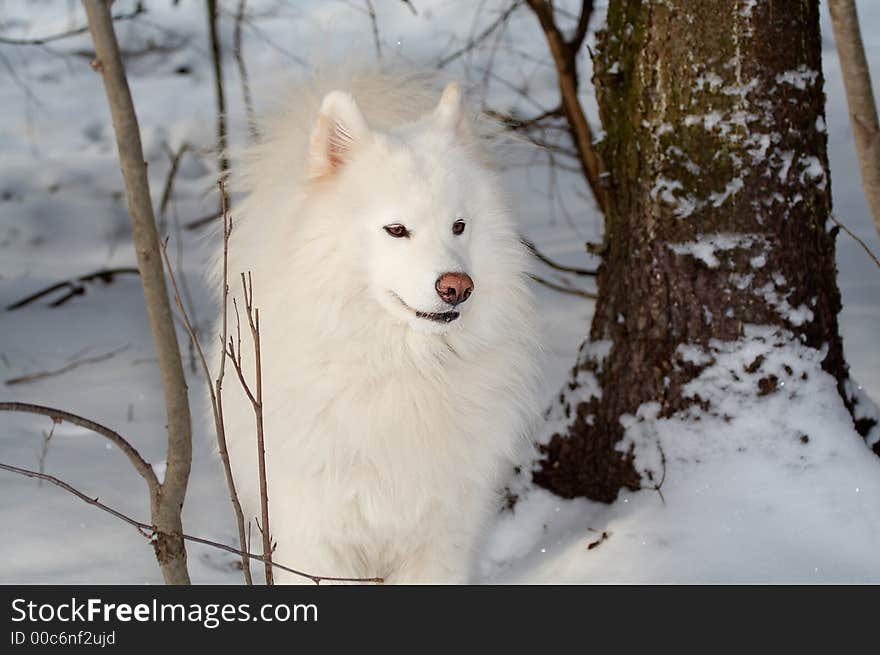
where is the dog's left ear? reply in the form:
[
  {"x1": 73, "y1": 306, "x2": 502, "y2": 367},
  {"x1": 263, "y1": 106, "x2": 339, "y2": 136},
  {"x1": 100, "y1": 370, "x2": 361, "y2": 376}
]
[{"x1": 432, "y1": 83, "x2": 468, "y2": 138}]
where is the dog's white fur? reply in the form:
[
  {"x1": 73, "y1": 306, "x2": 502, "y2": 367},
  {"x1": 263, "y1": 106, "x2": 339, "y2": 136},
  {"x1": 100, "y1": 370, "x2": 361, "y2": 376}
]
[{"x1": 212, "y1": 71, "x2": 541, "y2": 583}]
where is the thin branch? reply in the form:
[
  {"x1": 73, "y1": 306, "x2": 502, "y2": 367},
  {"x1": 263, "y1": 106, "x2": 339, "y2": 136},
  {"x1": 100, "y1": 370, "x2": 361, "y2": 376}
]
[
  {"x1": 160, "y1": 182, "x2": 253, "y2": 585},
  {"x1": 0, "y1": 5, "x2": 144, "y2": 46},
  {"x1": 159, "y1": 141, "x2": 191, "y2": 221},
  {"x1": 5, "y1": 268, "x2": 140, "y2": 311},
  {"x1": 238, "y1": 271, "x2": 273, "y2": 585},
  {"x1": 233, "y1": 0, "x2": 258, "y2": 141},
  {"x1": 484, "y1": 105, "x2": 563, "y2": 130},
  {"x1": 521, "y1": 237, "x2": 597, "y2": 276},
  {"x1": 365, "y1": 0, "x2": 382, "y2": 61},
  {"x1": 830, "y1": 214, "x2": 880, "y2": 270},
  {"x1": 207, "y1": 0, "x2": 229, "y2": 211},
  {"x1": 0, "y1": 402, "x2": 159, "y2": 495},
  {"x1": 185, "y1": 211, "x2": 222, "y2": 231},
  {"x1": 0, "y1": 462, "x2": 382, "y2": 585},
  {"x1": 436, "y1": 1, "x2": 522, "y2": 69},
  {"x1": 528, "y1": 274, "x2": 597, "y2": 300},
  {"x1": 5, "y1": 344, "x2": 130, "y2": 386}
]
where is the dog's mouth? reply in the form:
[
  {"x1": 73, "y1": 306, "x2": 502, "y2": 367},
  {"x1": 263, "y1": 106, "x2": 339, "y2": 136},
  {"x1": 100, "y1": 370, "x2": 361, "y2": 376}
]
[{"x1": 391, "y1": 293, "x2": 460, "y2": 324}]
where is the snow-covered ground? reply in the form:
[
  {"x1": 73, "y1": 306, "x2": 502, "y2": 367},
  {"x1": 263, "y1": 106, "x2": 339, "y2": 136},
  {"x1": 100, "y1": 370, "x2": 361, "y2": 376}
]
[{"x1": 0, "y1": 0, "x2": 878, "y2": 584}]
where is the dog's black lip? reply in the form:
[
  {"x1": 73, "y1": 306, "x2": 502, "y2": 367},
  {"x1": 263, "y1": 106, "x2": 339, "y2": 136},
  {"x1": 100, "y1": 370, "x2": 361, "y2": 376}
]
[
  {"x1": 391, "y1": 293, "x2": 460, "y2": 323},
  {"x1": 415, "y1": 309, "x2": 460, "y2": 323}
]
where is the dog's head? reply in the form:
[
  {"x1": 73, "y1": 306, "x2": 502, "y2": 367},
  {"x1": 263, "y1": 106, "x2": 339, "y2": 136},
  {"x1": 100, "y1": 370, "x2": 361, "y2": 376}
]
[{"x1": 304, "y1": 83, "x2": 503, "y2": 335}]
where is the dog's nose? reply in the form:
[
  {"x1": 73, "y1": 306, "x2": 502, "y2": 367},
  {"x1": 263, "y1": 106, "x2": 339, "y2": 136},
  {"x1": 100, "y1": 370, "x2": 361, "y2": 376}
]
[{"x1": 435, "y1": 272, "x2": 474, "y2": 306}]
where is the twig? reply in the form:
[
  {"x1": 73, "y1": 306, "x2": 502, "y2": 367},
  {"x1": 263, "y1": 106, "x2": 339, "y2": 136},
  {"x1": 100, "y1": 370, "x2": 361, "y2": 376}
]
[
  {"x1": 207, "y1": 0, "x2": 229, "y2": 211},
  {"x1": 160, "y1": 181, "x2": 253, "y2": 585},
  {"x1": 365, "y1": 0, "x2": 382, "y2": 61},
  {"x1": 37, "y1": 420, "x2": 58, "y2": 486},
  {"x1": 528, "y1": 274, "x2": 597, "y2": 299},
  {"x1": 224, "y1": 271, "x2": 273, "y2": 585},
  {"x1": 5, "y1": 268, "x2": 140, "y2": 311},
  {"x1": 185, "y1": 211, "x2": 222, "y2": 231},
  {"x1": 0, "y1": 5, "x2": 144, "y2": 46},
  {"x1": 830, "y1": 214, "x2": 880, "y2": 270},
  {"x1": 521, "y1": 237, "x2": 597, "y2": 276},
  {"x1": 0, "y1": 461, "x2": 383, "y2": 585},
  {"x1": 159, "y1": 141, "x2": 191, "y2": 225},
  {"x1": 5, "y1": 344, "x2": 130, "y2": 386},
  {"x1": 233, "y1": 0, "x2": 258, "y2": 141},
  {"x1": 437, "y1": 1, "x2": 523, "y2": 69},
  {"x1": 0, "y1": 402, "x2": 159, "y2": 496}
]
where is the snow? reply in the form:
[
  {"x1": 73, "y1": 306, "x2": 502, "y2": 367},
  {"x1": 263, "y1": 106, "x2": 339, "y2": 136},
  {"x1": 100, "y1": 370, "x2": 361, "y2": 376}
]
[
  {"x1": 1, "y1": 0, "x2": 879, "y2": 584},
  {"x1": 668, "y1": 233, "x2": 761, "y2": 268},
  {"x1": 485, "y1": 327, "x2": 880, "y2": 583}
]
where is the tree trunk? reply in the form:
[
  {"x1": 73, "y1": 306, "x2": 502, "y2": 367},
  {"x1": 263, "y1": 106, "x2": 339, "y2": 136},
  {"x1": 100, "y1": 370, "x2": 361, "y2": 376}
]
[{"x1": 534, "y1": 0, "x2": 861, "y2": 500}]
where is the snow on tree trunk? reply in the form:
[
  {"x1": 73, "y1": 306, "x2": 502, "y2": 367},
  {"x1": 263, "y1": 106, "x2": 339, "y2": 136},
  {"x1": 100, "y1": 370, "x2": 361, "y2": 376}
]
[{"x1": 533, "y1": 0, "x2": 874, "y2": 501}]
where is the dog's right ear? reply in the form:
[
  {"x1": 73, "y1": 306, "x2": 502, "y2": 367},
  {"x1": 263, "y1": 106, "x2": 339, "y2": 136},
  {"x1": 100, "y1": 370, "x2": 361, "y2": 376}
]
[{"x1": 308, "y1": 91, "x2": 372, "y2": 179}]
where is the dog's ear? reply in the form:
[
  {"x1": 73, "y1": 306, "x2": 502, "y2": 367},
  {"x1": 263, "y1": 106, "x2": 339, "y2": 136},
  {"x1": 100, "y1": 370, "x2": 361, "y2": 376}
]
[
  {"x1": 308, "y1": 91, "x2": 372, "y2": 179},
  {"x1": 432, "y1": 83, "x2": 467, "y2": 137}
]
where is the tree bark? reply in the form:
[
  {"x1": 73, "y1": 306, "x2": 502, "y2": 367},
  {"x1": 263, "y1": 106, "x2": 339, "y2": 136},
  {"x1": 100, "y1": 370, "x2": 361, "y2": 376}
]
[
  {"x1": 82, "y1": 0, "x2": 192, "y2": 584},
  {"x1": 534, "y1": 0, "x2": 859, "y2": 500},
  {"x1": 828, "y1": 0, "x2": 880, "y2": 239}
]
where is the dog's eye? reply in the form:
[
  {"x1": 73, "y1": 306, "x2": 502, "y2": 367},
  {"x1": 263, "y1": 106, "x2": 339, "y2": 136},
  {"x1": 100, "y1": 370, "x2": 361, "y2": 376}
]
[
  {"x1": 384, "y1": 224, "x2": 410, "y2": 238},
  {"x1": 452, "y1": 220, "x2": 466, "y2": 236}
]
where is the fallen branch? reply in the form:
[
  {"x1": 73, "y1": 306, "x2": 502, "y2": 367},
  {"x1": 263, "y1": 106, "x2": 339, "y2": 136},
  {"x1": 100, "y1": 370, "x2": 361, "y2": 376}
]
[
  {"x1": 5, "y1": 268, "x2": 140, "y2": 311},
  {"x1": 0, "y1": 461, "x2": 383, "y2": 585},
  {"x1": 5, "y1": 345, "x2": 130, "y2": 386}
]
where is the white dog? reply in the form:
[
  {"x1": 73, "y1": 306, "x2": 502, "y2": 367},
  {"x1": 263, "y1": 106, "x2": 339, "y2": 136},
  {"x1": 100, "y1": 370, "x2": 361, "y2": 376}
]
[{"x1": 213, "y1": 71, "x2": 541, "y2": 583}]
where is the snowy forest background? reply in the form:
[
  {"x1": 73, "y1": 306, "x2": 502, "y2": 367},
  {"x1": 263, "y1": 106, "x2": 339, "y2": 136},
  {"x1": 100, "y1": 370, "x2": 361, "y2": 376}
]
[{"x1": 1, "y1": 0, "x2": 879, "y2": 583}]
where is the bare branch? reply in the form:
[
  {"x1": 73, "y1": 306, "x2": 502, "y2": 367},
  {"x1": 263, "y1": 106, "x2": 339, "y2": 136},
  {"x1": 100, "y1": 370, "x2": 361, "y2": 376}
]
[
  {"x1": 233, "y1": 0, "x2": 258, "y2": 141},
  {"x1": 365, "y1": 0, "x2": 382, "y2": 61},
  {"x1": 525, "y1": 0, "x2": 607, "y2": 214},
  {"x1": 4, "y1": 345, "x2": 130, "y2": 386},
  {"x1": 521, "y1": 237, "x2": 597, "y2": 276},
  {"x1": 0, "y1": 5, "x2": 144, "y2": 46},
  {"x1": 528, "y1": 274, "x2": 597, "y2": 300},
  {"x1": 830, "y1": 214, "x2": 880, "y2": 270},
  {"x1": 5, "y1": 268, "x2": 140, "y2": 311},
  {"x1": 436, "y1": 1, "x2": 523, "y2": 69},
  {"x1": 0, "y1": 401, "x2": 159, "y2": 496},
  {"x1": 0, "y1": 461, "x2": 383, "y2": 585},
  {"x1": 207, "y1": 0, "x2": 229, "y2": 210},
  {"x1": 160, "y1": 182, "x2": 253, "y2": 585}
]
